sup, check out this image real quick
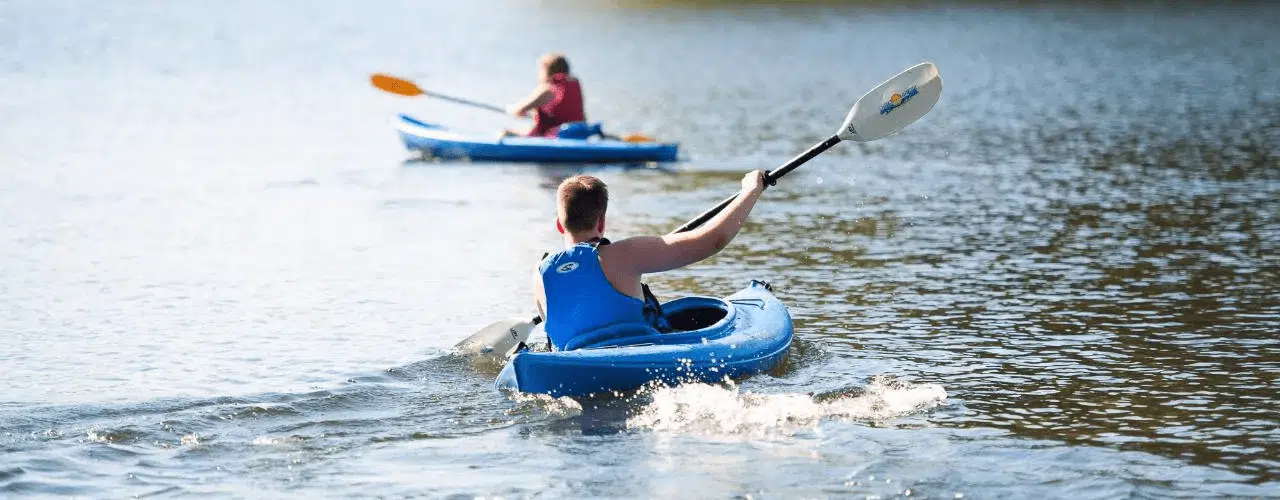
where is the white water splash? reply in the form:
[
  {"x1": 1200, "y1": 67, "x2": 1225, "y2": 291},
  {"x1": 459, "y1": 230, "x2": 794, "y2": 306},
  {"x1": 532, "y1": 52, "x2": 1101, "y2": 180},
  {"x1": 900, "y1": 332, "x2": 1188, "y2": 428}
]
[
  {"x1": 85, "y1": 428, "x2": 112, "y2": 444},
  {"x1": 179, "y1": 433, "x2": 200, "y2": 447},
  {"x1": 627, "y1": 376, "x2": 947, "y2": 437},
  {"x1": 251, "y1": 436, "x2": 282, "y2": 446},
  {"x1": 506, "y1": 391, "x2": 583, "y2": 418}
]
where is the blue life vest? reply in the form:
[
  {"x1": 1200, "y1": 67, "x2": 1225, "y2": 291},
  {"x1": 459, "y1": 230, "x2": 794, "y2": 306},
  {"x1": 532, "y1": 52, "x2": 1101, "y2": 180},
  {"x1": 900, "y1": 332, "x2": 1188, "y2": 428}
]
[
  {"x1": 539, "y1": 239, "x2": 659, "y2": 350},
  {"x1": 555, "y1": 121, "x2": 604, "y2": 140}
]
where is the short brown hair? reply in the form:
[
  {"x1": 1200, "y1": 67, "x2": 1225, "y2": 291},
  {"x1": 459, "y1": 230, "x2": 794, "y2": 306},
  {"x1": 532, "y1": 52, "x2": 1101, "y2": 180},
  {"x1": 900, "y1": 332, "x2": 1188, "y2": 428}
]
[
  {"x1": 557, "y1": 175, "x2": 608, "y2": 232},
  {"x1": 542, "y1": 53, "x2": 570, "y2": 75}
]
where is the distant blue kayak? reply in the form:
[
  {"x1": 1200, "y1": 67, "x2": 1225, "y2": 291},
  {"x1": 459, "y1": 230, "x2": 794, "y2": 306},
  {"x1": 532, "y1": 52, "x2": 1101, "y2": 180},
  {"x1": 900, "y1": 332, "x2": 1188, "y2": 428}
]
[
  {"x1": 393, "y1": 114, "x2": 679, "y2": 164},
  {"x1": 496, "y1": 281, "x2": 793, "y2": 397}
]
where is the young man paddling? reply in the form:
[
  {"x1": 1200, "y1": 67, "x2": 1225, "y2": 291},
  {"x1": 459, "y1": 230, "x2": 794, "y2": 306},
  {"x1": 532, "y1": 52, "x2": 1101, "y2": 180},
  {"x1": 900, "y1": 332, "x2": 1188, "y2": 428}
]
[
  {"x1": 504, "y1": 53, "x2": 586, "y2": 138},
  {"x1": 534, "y1": 172, "x2": 767, "y2": 351}
]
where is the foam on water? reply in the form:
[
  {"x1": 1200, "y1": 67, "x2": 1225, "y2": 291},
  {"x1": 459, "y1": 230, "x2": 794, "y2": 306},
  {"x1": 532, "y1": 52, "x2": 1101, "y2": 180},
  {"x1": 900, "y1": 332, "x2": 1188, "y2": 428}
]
[
  {"x1": 84, "y1": 428, "x2": 114, "y2": 445},
  {"x1": 179, "y1": 434, "x2": 200, "y2": 447},
  {"x1": 505, "y1": 391, "x2": 584, "y2": 419},
  {"x1": 84, "y1": 426, "x2": 141, "y2": 445},
  {"x1": 627, "y1": 376, "x2": 947, "y2": 437}
]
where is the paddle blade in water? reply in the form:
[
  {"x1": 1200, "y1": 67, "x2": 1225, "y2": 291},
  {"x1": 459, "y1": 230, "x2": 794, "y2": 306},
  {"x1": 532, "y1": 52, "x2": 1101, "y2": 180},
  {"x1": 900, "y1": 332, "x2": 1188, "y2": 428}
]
[
  {"x1": 838, "y1": 62, "x2": 942, "y2": 142},
  {"x1": 454, "y1": 317, "x2": 536, "y2": 356},
  {"x1": 371, "y1": 73, "x2": 425, "y2": 97}
]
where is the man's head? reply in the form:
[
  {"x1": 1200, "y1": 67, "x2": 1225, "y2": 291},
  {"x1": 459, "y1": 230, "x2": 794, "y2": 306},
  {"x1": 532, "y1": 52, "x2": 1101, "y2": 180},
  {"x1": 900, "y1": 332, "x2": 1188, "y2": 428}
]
[
  {"x1": 539, "y1": 53, "x2": 570, "y2": 81},
  {"x1": 556, "y1": 175, "x2": 608, "y2": 235}
]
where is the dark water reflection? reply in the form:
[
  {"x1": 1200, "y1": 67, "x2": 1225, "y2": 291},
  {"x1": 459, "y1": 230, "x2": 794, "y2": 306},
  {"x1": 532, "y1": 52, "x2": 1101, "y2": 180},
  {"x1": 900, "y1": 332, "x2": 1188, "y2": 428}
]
[
  {"x1": 619, "y1": 59, "x2": 1279, "y2": 486},
  {"x1": 627, "y1": 111, "x2": 1280, "y2": 485}
]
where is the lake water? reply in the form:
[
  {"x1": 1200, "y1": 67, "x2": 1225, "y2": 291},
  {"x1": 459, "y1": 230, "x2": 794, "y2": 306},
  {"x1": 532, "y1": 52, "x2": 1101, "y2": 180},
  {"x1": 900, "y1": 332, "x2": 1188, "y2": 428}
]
[{"x1": 1, "y1": 0, "x2": 1277, "y2": 497}]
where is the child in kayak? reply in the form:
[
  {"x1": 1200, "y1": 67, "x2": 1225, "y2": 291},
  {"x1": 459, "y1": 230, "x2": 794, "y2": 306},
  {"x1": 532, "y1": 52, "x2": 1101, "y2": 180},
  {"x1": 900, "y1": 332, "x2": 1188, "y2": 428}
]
[
  {"x1": 534, "y1": 172, "x2": 767, "y2": 350},
  {"x1": 504, "y1": 53, "x2": 586, "y2": 138}
]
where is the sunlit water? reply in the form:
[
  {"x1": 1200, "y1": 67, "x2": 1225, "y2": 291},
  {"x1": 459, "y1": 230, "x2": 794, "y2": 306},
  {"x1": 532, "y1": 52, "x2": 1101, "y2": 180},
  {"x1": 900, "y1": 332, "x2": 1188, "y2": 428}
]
[{"x1": 1, "y1": 0, "x2": 1277, "y2": 497}]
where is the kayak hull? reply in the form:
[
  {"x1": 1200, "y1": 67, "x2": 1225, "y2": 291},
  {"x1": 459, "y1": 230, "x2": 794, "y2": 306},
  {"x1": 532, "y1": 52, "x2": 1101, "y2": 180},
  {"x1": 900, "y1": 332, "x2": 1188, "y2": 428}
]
[
  {"x1": 496, "y1": 281, "x2": 793, "y2": 397},
  {"x1": 393, "y1": 114, "x2": 679, "y2": 163}
]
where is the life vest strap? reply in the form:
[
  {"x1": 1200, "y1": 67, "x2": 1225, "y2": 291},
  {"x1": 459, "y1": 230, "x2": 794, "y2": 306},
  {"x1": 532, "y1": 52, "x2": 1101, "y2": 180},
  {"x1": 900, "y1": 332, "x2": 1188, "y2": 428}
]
[{"x1": 641, "y1": 284, "x2": 671, "y2": 332}]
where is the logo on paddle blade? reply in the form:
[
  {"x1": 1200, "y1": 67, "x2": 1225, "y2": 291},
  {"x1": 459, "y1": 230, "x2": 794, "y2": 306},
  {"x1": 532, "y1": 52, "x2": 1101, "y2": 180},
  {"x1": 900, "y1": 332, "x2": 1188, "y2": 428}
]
[
  {"x1": 879, "y1": 86, "x2": 919, "y2": 115},
  {"x1": 556, "y1": 262, "x2": 579, "y2": 274}
]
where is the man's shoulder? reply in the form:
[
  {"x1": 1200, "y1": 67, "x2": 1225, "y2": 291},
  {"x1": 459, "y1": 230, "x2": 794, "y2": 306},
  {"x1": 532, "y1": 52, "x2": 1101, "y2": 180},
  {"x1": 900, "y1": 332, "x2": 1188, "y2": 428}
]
[
  {"x1": 601, "y1": 235, "x2": 643, "y2": 251},
  {"x1": 597, "y1": 238, "x2": 645, "y2": 283},
  {"x1": 599, "y1": 235, "x2": 663, "y2": 261}
]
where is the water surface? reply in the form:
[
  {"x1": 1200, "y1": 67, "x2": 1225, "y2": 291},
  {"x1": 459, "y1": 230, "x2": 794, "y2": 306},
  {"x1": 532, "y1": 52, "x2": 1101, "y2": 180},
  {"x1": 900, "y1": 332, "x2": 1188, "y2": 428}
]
[{"x1": 1, "y1": 0, "x2": 1277, "y2": 497}]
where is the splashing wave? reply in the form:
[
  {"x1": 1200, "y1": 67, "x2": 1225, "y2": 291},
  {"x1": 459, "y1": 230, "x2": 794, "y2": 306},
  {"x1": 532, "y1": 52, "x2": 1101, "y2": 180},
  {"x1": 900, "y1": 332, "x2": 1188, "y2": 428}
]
[{"x1": 627, "y1": 376, "x2": 947, "y2": 436}]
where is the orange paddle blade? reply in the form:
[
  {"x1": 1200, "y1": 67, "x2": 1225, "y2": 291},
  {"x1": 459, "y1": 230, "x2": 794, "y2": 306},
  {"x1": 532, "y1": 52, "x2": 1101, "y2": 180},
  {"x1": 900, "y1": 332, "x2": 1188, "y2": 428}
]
[
  {"x1": 622, "y1": 134, "x2": 656, "y2": 143},
  {"x1": 370, "y1": 74, "x2": 425, "y2": 97}
]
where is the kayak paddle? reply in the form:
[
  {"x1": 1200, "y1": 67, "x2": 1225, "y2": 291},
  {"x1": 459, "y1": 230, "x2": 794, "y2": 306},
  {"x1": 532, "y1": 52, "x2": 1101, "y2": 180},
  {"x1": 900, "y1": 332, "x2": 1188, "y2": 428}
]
[
  {"x1": 454, "y1": 61, "x2": 942, "y2": 356},
  {"x1": 454, "y1": 317, "x2": 540, "y2": 357},
  {"x1": 369, "y1": 73, "x2": 658, "y2": 143},
  {"x1": 673, "y1": 61, "x2": 942, "y2": 232}
]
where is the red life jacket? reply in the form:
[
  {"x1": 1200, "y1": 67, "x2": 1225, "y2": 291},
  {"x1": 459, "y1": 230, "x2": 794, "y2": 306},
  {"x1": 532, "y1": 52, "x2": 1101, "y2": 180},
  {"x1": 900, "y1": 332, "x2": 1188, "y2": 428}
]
[{"x1": 528, "y1": 73, "x2": 585, "y2": 138}]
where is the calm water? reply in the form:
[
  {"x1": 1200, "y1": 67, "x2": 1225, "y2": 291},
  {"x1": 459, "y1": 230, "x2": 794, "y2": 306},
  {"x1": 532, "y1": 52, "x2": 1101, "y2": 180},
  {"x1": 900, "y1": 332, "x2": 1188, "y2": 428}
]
[{"x1": 2, "y1": 0, "x2": 1278, "y2": 497}]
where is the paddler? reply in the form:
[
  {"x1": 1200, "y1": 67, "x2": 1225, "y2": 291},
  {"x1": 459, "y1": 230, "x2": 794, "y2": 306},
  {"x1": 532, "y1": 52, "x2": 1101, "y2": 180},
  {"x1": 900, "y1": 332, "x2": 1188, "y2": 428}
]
[
  {"x1": 503, "y1": 53, "x2": 587, "y2": 138},
  {"x1": 534, "y1": 172, "x2": 767, "y2": 350}
]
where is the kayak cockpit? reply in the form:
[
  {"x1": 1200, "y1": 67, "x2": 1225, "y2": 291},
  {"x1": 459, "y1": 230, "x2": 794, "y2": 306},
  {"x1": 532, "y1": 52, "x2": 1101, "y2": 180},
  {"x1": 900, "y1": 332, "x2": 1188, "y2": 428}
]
[{"x1": 563, "y1": 296, "x2": 737, "y2": 350}]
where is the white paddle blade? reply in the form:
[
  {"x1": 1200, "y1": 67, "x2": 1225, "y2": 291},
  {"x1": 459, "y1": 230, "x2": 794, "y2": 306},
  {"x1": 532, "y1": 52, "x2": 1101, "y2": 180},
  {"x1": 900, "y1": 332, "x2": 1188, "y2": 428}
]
[
  {"x1": 838, "y1": 62, "x2": 942, "y2": 142},
  {"x1": 454, "y1": 317, "x2": 536, "y2": 356}
]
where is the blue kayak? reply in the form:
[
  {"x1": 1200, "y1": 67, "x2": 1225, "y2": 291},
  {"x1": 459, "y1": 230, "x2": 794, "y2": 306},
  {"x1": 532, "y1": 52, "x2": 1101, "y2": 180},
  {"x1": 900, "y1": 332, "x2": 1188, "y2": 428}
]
[
  {"x1": 496, "y1": 281, "x2": 793, "y2": 397},
  {"x1": 393, "y1": 114, "x2": 679, "y2": 164}
]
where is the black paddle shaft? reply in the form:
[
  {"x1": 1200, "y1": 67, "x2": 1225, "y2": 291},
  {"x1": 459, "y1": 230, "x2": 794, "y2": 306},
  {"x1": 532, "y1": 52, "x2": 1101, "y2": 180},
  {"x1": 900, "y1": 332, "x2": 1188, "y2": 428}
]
[{"x1": 671, "y1": 134, "x2": 843, "y2": 234}]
